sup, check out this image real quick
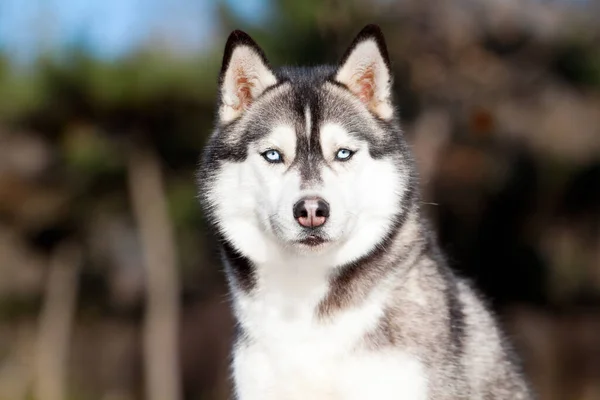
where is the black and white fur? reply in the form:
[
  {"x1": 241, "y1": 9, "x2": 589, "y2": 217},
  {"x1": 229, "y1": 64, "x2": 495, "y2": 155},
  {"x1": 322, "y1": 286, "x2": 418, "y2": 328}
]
[{"x1": 198, "y1": 25, "x2": 533, "y2": 400}]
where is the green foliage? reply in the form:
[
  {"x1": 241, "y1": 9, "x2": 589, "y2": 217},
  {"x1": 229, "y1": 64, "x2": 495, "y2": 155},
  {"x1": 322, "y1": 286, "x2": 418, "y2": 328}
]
[
  {"x1": 0, "y1": 46, "x2": 221, "y2": 134},
  {"x1": 0, "y1": 61, "x2": 45, "y2": 120},
  {"x1": 167, "y1": 178, "x2": 203, "y2": 229},
  {"x1": 62, "y1": 124, "x2": 122, "y2": 176}
]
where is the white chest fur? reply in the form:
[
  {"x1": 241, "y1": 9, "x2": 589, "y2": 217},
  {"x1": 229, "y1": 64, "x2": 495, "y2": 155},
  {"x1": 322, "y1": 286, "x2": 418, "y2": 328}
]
[
  {"x1": 233, "y1": 333, "x2": 428, "y2": 400},
  {"x1": 231, "y1": 285, "x2": 428, "y2": 400}
]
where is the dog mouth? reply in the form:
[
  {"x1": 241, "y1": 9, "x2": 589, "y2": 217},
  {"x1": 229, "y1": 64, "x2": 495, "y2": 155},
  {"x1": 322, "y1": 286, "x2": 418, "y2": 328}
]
[{"x1": 297, "y1": 234, "x2": 328, "y2": 247}]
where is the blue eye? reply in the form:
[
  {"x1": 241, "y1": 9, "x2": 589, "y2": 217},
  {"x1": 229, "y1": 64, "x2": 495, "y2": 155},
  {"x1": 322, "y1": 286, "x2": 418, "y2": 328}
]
[
  {"x1": 335, "y1": 148, "x2": 354, "y2": 161},
  {"x1": 262, "y1": 149, "x2": 283, "y2": 163}
]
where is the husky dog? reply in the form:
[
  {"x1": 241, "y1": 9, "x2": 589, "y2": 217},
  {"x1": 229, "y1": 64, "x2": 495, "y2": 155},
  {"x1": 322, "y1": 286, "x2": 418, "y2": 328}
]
[{"x1": 198, "y1": 25, "x2": 533, "y2": 400}]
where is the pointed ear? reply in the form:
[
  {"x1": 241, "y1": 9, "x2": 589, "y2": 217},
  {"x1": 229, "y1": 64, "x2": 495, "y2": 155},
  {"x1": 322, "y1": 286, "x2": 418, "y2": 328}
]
[
  {"x1": 218, "y1": 30, "x2": 278, "y2": 123},
  {"x1": 335, "y1": 25, "x2": 394, "y2": 120}
]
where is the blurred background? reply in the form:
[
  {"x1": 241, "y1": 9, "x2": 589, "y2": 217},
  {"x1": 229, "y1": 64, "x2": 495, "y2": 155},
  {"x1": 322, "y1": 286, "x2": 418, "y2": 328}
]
[{"x1": 0, "y1": 0, "x2": 599, "y2": 399}]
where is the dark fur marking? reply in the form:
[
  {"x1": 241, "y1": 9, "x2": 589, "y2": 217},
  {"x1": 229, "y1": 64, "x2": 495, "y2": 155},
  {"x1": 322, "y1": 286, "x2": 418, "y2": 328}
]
[
  {"x1": 418, "y1": 230, "x2": 466, "y2": 355},
  {"x1": 220, "y1": 236, "x2": 256, "y2": 293},
  {"x1": 446, "y1": 272, "x2": 466, "y2": 354},
  {"x1": 288, "y1": 82, "x2": 327, "y2": 185},
  {"x1": 317, "y1": 178, "x2": 418, "y2": 318},
  {"x1": 233, "y1": 321, "x2": 249, "y2": 346}
]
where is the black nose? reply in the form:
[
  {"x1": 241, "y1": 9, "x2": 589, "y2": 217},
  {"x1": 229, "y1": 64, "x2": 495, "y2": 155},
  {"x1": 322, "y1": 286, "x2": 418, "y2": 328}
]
[{"x1": 293, "y1": 197, "x2": 330, "y2": 228}]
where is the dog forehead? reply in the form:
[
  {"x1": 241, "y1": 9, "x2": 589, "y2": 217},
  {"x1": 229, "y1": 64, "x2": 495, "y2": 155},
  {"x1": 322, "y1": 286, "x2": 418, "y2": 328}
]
[
  {"x1": 319, "y1": 122, "x2": 352, "y2": 141},
  {"x1": 257, "y1": 95, "x2": 371, "y2": 151},
  {"x1": 263, "y1": 124, "x2": 297, "y2": 153},
  {"x1": 237, "y1": 78, "x2": 388, "y2": 155}
]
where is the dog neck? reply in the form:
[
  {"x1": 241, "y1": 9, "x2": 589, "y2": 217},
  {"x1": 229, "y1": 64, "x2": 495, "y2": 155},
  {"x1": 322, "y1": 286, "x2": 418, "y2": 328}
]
[{"x1": 222, "y1": 206, "x2": 429, "y2": 329}]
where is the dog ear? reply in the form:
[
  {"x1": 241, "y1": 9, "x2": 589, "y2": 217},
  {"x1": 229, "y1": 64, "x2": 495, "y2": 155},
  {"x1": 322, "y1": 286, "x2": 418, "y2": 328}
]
[
  {"x1": 335, "y1": 24, "x2": 394, "y2": 120},
  {"x1": 218, "y1": 30, "x2": 278, "y2": 123}
]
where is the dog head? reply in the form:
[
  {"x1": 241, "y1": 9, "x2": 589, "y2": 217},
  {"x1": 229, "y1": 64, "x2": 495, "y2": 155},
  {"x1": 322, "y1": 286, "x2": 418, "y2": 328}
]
[{"x1": 199, "y1": 25, "x2": 415, "y2": 266}]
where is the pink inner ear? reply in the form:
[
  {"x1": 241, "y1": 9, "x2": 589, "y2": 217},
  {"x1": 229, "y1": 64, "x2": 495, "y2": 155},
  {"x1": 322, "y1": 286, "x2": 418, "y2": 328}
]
[
  {"x1": 235, "y1": 68, "x2": 255, "y2": 110},
  {"x1": 352, "y1": 64, "x2": 376, "y2": 105}
]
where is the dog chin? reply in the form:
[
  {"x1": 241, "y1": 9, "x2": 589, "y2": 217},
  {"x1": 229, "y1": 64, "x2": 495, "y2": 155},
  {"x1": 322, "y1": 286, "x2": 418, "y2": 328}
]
[{"x1": 292, "y1": 234, "x2": 332, "y2": 252}]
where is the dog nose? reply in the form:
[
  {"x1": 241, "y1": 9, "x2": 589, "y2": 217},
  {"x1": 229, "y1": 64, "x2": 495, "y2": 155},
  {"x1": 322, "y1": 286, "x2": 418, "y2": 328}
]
[{"x1": 293, "y1": 197, "x2": 330, "y2": 228}]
